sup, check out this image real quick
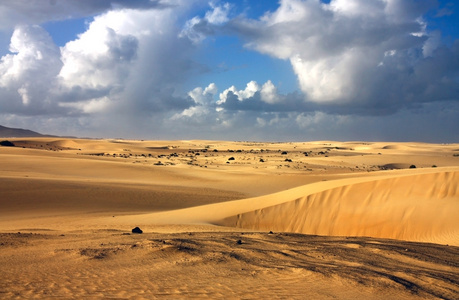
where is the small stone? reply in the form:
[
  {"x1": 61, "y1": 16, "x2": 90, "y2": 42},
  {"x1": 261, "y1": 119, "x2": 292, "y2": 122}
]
[{"x1": 132, "y1": 227, "x2": 143, "y2": 234}]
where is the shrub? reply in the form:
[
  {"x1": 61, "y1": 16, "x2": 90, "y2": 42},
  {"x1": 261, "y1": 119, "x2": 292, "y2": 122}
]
[{"x1": 409, "y1": 165, "x2": 416, "y2": 169}]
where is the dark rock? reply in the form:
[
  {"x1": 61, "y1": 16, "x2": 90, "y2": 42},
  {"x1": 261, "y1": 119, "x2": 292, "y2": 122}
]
[
  {"x1": 0, "y1": 140, "x2": 15, "y2": 147},
  {"x1": 132, "y1": 227, "x2": 143, "y2": 234}
]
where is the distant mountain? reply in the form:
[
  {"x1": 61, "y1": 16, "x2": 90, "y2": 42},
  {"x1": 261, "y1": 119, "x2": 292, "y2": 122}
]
[{"x1": 0, "y1": 125, "x2": 52, "y2": 138}]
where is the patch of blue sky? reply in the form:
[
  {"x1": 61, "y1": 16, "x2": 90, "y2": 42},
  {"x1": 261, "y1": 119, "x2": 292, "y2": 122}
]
[
  {"x1": 0, "y1": 31, "x2": 11, "y2": 54},
  {"x1": 42, "y1": 17, "x2": 91, "y2": 47},
  {"x1": 424, "y1": 1, "x2": 459, "y2": 46},
  {"x1": 229, "y1": 0, "x2": 280, "y2": 19},
  {"x1": 189, "y1": 33, "x2": 299, "y2": 96}
]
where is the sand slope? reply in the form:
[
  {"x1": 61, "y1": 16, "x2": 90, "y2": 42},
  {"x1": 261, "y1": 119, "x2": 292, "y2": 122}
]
[
  {"x1": 219, "y1": 169, "x2": 459, "y2": 246},
  {"x1": 104, "y1": 168, "x2": 459, "y2": 246}
]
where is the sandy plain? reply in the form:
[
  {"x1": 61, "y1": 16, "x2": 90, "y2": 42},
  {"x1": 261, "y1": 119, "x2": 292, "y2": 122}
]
[{"x1": 0, "y1": 137, "x2": 458, "y2": 299}]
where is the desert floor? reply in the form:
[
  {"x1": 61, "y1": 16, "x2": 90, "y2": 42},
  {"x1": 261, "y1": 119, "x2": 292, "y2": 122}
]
[{"x1": 1, "y1": 138, "x2": 458, "y2": 299}]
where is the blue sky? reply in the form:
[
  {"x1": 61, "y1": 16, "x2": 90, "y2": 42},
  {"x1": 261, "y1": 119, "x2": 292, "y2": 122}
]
[{"x1": 0, "y1": 0, "x2": 458, "y2": 142}]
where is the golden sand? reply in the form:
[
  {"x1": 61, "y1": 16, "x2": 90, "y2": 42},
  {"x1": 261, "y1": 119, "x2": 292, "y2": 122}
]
[{"x1": 1, "y1": 138, "x2": 458, "y2": 298}]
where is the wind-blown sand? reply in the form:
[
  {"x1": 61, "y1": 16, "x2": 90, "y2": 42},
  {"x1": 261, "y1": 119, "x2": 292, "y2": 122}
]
[{"x1": 1, "y1": 138, "x2": 458, "y2": 299}]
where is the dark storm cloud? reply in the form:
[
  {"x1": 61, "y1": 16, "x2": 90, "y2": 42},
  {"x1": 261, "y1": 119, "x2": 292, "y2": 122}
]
[{"x1": 0, "y1": 0, "x2": 170, "y2": 30}]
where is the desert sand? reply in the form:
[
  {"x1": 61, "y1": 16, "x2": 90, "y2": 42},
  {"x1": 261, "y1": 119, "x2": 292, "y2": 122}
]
[{"x1": 1, "y1": 137, "x2": 458, "y2": 299}]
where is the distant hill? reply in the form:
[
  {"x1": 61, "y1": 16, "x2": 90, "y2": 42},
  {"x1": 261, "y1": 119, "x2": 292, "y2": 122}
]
[{"x1": 0, "y1": 125, "x2": 52, "y2": 138}]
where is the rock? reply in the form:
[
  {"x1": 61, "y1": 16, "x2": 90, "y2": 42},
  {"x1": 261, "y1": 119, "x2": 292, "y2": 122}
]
[
  {"x1": 0, "y1": 140, "x2": 15, "y2": 147},
  {"x1": 132, "y1": 227, "x2": 143, "y2": 234}
]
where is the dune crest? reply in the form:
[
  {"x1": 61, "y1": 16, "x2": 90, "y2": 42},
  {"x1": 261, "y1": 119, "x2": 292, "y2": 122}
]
[{"x1": 218, "y1": 170, "x2": 459, "y2": 246}]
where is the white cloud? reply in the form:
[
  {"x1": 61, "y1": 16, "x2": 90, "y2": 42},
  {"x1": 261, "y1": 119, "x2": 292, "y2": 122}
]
[
  {"x1": 58, "y1": 11, "x2": 139, "y2": 90},
  {"x1": 236, "y1": 80, "x2": 259, "y2": 100},
  {"x1": 0, "y1": 2, "x2": 198, "y2": 123},
  {"x1": 205, "y1": 2, "x2": 231, "y2": 24},
  {"x1": 0, "y1": 25, "x2": 62, "y2": 113},
  {"x1": 54, "y1": 3, "x2": 200, "y2": 118},
  {"x1": 189, "y1": 83, "x2": 217, "y2": 105},
  {"x1": 218, "y1": 80, "x2": 259, "y2": 103},
  {"x1": 236, "y1": 0, "x2": 449, "y2": 106},
  {"x1": 204, "y1": 82, "x2": 218, "y2": 95},
  {"x1": 328, "y1": 0, "x2": 385, "y2": 18},
  {"x1": 0, "y1": 25, "x2": 61, "y2": 86},
  {"x1": 180, "y1": 1, "x2": 231, "y2": 43},
  {"x1": 260, "y1": 80, "x2": 280, "y2": 104},
  {"x1": 59, "y1": 96, "x2": 111, "y2": 114},
  {"x1": 17, "y1": 86, "x2": 30, "y2": 105},
  {"x1": 180, "y1": 17, "x2": 206, "y2": 44}
]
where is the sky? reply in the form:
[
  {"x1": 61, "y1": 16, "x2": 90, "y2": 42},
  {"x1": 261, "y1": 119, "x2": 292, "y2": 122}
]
[{"x1": 0, "y1": 0, "x2": 458, "y2": 142}]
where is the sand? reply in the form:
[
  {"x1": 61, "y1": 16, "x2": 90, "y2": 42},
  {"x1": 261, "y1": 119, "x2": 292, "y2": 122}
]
[{"x1": 1, "y1": 138, "x2": 458, "y2": 299}]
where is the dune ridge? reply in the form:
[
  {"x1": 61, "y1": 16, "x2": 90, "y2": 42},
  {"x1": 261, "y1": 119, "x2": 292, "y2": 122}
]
[
  {"x1": 102, "y1": 168, "x2": 459, "y2": 246},
  {"x1": 217, "y1": 169, "x2": 459, "y2": 246}
]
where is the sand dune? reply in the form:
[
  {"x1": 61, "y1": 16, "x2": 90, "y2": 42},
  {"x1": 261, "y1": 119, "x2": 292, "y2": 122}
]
[
  {"x1": 46, "y1": 139, "x2": 85, "y2": 149},
  {"x1": 1, "y1": 138, "x2": 458, "y2": 298},
  {"x1": 219, "y1": 169, "x2": 459, "y2": 246},
  {"x1": 103, "y1": 167, "x2": 459, "y2": 246},
  {"x1": 381, "y1": 144, "x2": 412, "y2": 150}
]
